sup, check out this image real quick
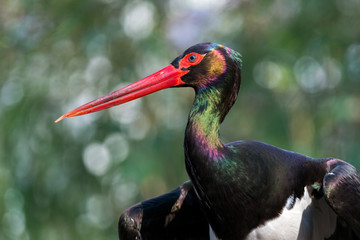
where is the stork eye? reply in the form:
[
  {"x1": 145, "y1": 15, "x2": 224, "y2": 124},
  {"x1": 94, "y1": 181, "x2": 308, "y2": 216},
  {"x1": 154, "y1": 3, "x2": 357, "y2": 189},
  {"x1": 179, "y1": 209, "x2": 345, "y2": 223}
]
[
  {"x1": 188, "y1": 54, "x2": 197, "y2": 62},
  {"x1": 179, "y1": 53, "x2": 205, "y2": 68}
]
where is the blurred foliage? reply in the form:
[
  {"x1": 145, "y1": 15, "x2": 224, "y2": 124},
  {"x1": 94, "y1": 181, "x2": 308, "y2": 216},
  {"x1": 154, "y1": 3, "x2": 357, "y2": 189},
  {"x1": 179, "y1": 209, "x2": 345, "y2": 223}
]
[{"x1": 1, "y1": 0, "x2": 360, "y2": 239}]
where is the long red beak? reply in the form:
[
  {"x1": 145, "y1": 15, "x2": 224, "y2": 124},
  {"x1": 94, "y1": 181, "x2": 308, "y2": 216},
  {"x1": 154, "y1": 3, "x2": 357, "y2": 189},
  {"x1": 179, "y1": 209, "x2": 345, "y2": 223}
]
[{"x1": 55, "y1": 64, "x2": 187, "y2": 123}]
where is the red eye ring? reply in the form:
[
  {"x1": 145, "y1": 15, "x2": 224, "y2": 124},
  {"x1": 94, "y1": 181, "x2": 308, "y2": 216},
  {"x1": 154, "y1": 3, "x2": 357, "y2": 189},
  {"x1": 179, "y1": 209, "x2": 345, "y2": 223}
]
[{"x1": 179, "y1": 53, "x2": 205, "y2": 68}]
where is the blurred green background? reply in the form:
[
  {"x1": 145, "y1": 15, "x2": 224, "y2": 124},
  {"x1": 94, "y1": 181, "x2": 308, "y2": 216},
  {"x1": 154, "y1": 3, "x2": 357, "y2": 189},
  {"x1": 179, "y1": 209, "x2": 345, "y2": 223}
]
[{"x1": 1, "y1": 0, "x2": 360, "y2": 239}]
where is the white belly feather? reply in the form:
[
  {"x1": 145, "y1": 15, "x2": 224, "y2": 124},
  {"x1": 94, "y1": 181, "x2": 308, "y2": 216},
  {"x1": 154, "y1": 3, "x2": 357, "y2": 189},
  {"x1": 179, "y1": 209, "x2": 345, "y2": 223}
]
[{"x1": 209, "y1": 187, "x2": 337, "y2": 240}]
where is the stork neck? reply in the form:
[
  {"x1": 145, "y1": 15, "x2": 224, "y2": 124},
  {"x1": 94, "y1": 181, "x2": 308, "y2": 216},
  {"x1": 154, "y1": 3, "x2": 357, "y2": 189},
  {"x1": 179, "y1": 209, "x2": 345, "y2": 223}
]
[{"x1": 185, "y1": 88, "x2": 227, "y2": 160}]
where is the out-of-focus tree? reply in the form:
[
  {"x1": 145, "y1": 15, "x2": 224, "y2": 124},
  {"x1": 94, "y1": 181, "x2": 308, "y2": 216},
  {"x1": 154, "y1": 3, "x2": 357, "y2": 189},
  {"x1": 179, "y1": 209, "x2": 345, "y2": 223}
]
[{"x1": 0, "y1": 0, "x2": 359, "y2": 239}]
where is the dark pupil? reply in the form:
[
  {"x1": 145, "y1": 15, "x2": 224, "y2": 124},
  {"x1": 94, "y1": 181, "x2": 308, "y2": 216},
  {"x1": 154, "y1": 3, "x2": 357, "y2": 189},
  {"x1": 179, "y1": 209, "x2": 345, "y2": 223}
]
[{"x1": 188, "y1": 54, "x2": 197, "y2": 62}]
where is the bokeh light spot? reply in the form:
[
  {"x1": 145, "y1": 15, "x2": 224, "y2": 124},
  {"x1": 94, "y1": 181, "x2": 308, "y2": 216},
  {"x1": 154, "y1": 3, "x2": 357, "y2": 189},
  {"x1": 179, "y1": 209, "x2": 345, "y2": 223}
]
[
  {"x1": 86, "y1": 195, "x2": 114, "y2": 229},
  {"x1": 104, "y1": 133, "x2": 129, "y2": 163},
  {"x1": 294, "y1": 56, "x2": 327, "y2": 93},
  {"x1": 127, "y1": 113, "x2": 151, "y2": 140},
  {"x1": 112, "y1": 182, "x2": 139, "y2": 208},
  {"x1": 85, "y1": 56, "x2": 112, "y2": 83},
  {"x1": 1, "y1": 81, "x2": 24, "y2": 107},
  {"x1": 83, "y1": 143, "x2": 111, "y2": 176},
  {"x1": 121, "y1": 1, "x2": 156, "y2": 40},
  {"x1": 2, "y1": 209, "x2": 26, "y2": 237},
  {"x1": 254, "y1": 60, "x2": 283, "y2": 89}
]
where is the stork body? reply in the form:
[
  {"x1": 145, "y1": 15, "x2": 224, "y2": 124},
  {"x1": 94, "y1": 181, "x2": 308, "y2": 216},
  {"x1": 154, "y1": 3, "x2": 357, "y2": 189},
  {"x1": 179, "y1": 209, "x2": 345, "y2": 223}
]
[{"x1": 57, "y1": 43, "x2": 360, "y2": 239}]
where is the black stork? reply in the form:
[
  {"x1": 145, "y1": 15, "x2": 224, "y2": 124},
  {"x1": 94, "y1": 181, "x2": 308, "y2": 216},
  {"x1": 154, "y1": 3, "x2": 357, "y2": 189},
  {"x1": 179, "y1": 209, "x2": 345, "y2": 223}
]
[{"x1": 56, "y1": 43, "x2": 360, "y2": 240}]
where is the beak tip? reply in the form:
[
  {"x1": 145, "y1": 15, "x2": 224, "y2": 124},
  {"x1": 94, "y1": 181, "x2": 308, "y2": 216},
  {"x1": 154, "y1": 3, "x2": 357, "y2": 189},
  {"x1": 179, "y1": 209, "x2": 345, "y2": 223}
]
[{"x1": 55, "y1": 115, "x2": 66, "y2": 123}]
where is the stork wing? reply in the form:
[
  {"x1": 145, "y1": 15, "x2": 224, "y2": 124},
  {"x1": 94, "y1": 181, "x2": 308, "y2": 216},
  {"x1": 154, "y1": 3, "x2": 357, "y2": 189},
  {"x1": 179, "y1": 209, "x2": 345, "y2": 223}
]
[{"x1": 118, "y1": 181, "x2": 209, "y2": 240}]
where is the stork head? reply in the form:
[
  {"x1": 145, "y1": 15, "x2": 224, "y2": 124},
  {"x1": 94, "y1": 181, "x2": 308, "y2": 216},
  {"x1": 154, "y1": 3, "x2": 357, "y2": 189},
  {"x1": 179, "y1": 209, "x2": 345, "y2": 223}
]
[{"x1": 55, "y1": 42, "x2": 242, "y2": 122}]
